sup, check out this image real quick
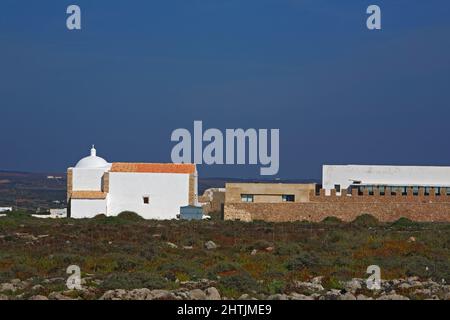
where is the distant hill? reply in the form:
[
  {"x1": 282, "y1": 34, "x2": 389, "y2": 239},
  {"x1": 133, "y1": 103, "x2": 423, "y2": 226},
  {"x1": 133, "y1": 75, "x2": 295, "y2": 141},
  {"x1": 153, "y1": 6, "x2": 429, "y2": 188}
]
[{"x1": 0, "y1": 170, "x2": 319, "y2": 210}]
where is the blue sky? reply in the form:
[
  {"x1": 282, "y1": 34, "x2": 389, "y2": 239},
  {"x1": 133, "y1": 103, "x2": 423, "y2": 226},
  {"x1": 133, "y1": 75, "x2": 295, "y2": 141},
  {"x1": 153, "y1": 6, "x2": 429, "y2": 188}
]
[{"x1": 1, "y1": 0, "x2": 450, "y2": 178}]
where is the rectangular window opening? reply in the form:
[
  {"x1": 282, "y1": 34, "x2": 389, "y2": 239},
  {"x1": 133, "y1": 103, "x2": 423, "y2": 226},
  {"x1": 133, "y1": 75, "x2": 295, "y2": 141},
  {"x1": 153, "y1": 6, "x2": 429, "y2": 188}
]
[
  {"x1": 282, "y1": 194, "x2": 295, "y2": 202},
  {"x1": 241, "y1": 194, "x2": 254, "y2": 203}
]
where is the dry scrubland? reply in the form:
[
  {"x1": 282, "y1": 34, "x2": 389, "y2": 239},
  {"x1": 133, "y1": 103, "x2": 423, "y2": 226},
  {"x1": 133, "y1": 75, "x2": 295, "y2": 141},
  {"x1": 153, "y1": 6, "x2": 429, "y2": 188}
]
[{"x1": 0, "y1": 211, "x2": 449, "y2": 300}]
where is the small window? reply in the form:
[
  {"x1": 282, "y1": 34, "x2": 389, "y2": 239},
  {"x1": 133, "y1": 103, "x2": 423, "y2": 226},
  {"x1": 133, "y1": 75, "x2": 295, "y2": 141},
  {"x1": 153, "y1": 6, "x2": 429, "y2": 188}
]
[
  {"x1": 413, "y1": 186, "x2": 419, "y2": 196},
  {"x1": 390, "y1": 187, "x2": 396, "y2": 196},
  {"x1": 402, "y1": 186, "x2": 407, "y2": 196},
  {"x1": 368, "y1": 186, "x2": 374, "y2": 196},
  {"x1": 241, "y1": 194, "x2": 254, "y2": 203},
  {"x1": 379, "y1": 186, "x2": 385, "y2": 196},
  {"x1": 435, "y1": 187, "x2": 441, "y2": 196},
  {"x1": 143, "y1": 196, "x2": 150, "y2": 204},
  {"x1": 358, "y1": 186, "x2": 364, "y2": 195},
  {"x1": 334, "y1": 184, "x2": 341, "y2": 193},
  {"x1": 424, "y1": 187, "x2": 430, "y2": 196},
  {"x1": 282, "y1": 195, "x2": 295, "y2": 202}
]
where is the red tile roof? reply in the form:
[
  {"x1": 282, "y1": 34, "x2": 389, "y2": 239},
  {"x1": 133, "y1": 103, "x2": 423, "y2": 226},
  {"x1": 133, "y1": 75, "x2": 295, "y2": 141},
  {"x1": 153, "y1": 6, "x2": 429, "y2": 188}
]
[{"x1": 110, "y1": 163, "x2": 196, "y2": 174}]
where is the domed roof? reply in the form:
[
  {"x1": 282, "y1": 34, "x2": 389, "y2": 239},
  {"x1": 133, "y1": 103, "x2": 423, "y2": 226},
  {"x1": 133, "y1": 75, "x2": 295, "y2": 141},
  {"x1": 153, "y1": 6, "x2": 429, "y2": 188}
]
[{"x1": 75, "y1": 145, "x2": 110, "y2": 169}]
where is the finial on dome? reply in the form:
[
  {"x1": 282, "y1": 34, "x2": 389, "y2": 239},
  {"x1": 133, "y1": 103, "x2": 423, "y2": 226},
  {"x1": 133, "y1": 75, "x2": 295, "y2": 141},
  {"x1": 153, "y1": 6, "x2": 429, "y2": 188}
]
[{"x1": 91, "y1": 145, "x2": 96, "y2": 157}]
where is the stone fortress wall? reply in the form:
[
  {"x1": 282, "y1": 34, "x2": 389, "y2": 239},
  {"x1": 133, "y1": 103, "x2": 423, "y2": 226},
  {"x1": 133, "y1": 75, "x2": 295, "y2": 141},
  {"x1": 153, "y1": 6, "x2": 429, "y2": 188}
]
[{"x1": 224, "y1": 186, "x2": 450, "y2": 222}]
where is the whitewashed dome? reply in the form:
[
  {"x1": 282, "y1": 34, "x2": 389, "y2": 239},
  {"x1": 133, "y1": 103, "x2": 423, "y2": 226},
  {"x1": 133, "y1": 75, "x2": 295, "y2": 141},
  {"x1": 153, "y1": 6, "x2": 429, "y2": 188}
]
[{"x1": 75, "y1": 145, "x2": 109, "y2": 168}]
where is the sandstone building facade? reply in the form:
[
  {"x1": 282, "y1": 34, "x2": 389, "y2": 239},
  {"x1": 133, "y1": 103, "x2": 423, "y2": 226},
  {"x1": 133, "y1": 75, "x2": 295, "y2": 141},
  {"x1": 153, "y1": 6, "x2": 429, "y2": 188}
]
[{"x1": 223, "y1": 165, "x2": 450, "y2": 222}]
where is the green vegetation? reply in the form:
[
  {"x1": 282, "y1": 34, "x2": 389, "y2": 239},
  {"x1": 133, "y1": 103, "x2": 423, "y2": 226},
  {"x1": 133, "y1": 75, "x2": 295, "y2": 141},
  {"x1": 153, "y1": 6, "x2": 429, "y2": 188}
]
[{"x1": 0, "y1": 211, "x2": 449, "y2": 298}]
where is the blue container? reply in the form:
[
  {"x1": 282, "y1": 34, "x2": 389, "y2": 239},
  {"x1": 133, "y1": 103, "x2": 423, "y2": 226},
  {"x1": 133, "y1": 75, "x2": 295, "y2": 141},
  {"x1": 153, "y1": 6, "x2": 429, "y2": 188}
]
[{"x1": 179, "y1": 205, "x2": 204, "y2": 220}]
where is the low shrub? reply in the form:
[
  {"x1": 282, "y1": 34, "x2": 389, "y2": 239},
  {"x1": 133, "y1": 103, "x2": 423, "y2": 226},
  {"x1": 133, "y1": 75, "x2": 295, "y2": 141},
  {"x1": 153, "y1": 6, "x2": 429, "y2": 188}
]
[
  {"x1": 265, "y1": 279, "x2": 286, "y2": 294},
  {"x1": 247, "y1": 240, "x2": 272, "y2": 250},
  {"x1": 100, "y1": 272, "x2": 167, "y2": 290},
  {"x1": 285, "y1": 251, "x2": 319, "y2": 270},
  {"x1": 321, "y1": 216, "x2": 343, "y2": 225},
  {"x1": 218, "y1": 271, "x2": 260, "y2": 295},
  {"x1": 351, "y1": 214, "x2": 379, "y2": 227},
  {"x1": 116, "y1": 211, "x2": 144, "y2": 221},
  {"x1": 274, "y1": 243, "x2": 302, "y2": 256},
  {"x1": 390, "y1": 217, "x2": 420, "y2": 229}
]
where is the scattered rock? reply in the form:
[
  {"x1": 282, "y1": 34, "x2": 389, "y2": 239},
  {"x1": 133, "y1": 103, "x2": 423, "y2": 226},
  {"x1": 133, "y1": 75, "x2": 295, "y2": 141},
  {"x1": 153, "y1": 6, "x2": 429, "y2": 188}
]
[
  {"x1": 376, "y1": 294, "x2": 409, "y2": 300},
  {"x1": 293, "y1": 280, "x2": 324, "y2": 293},
  {"x1": 289, "y1": 293, "x2": 314, "y2": 300},
  {"x1": 0, "y1": 283, "x2": 16, "y2": 292},
  {"x1": 204, "y1": 241, "x2": 217, "y2": 250},
  {"x1": 251, "y1": 249, "x2": 257, "y2": 256},
  {"x1": 100, "y1": 289, "x2": 127, "y2": 300},
  {"x1": 189, "y1": 289, "x2": 207, "y2": 300},
  {"x1": 0, "y1": 294, "x2": 9, "y2": 300},
  {"x1": 408, "y1": 236, "x2": 416, "y2": 242},
  {"x1": 44, "y1": 277, "x2": 65, "y2": 284},
  {"x1": 127, "y1": 288, "x2": 153, "y2": 300},
  {"x1": 48, "y1": 292, "x2": 75, "y2": 300},
  {"x1": 32, "y1": 284, "x2": 44, "y2": 291},
  {"x1": 150, "y1": 289, "x2": 175, "y2": 300},
  {"x1": 344, "y1": 279, "x2": 362, "y2": 293},
  {"x1": 398, "y1": 283, "x2": 412, "y2": 289},
  {"x1": 319, "y1": 289, "x2": 342, "y2": 300},
  {"x1": 205, "y1": 287, "x2": 221, "y2": 300},
  {"x1": 166, "y1": 242, "x2": 178, "y2": 249},
  {"x1": 15, "y1": 233, "x2": 38, "y2": 241},
  {"x1": 29, "y1": 295, "x2": 49, "y2": 300},
  {"x1": 311, "y1": 276, "x2": 323, "y2": 285},
  {"x1": 338, "y1": 292, "x2": 356, "y2": 300},
  {"x1": 265, "y1": 246, "x2": 274, "y2": 253},
  {"x1": 268, "y1": 294, "x2": 288, "y2": 300},
  {"x1": 238, "y1": 294, "x2": 250, "y2": 300}
]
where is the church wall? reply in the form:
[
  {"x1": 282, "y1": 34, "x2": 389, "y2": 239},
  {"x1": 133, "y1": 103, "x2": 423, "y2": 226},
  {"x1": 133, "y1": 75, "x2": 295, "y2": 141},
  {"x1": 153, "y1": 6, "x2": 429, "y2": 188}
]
[
  {"x1": 107, "y1": 172, "x2": 190, "y2": 219},
  {"x1": 72, "y1": 168, "x2": 107, "y2": 191},
  {"x1": 70, "y1": 199, "x2": 107, "y2": 218}
]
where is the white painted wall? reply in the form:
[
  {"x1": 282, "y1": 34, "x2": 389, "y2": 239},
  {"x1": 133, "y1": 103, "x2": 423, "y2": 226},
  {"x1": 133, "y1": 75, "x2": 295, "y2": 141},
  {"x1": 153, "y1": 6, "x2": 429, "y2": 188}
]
[
  {"x1": 0, "y1": 207, "x2": 12, "y2": 213},
  {"x1": 72, "y1": 168, "x2": 108, "y2": 191},
  {"x1": 323, "y1": 165, "x2": 450, "y2": 195},
  {"x1": 70, "y1": 199, "x2": 107, "y2": 218},
  {"x1": 107, "y1": 172, "x2": 190, "y2": 219}
]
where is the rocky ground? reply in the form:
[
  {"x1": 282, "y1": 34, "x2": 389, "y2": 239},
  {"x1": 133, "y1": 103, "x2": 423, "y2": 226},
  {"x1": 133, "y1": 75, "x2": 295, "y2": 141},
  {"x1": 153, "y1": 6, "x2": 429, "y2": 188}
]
[
  {"x1": 1, "y1": 276, "x2": 449, "y2": 300},
  {"x1": 1, "y1": 212, "x2": 449, "y2": 300}
]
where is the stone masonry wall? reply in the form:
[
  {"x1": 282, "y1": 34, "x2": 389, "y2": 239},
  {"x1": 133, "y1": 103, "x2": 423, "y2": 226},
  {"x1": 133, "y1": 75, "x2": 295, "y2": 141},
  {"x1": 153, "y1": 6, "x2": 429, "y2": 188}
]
[{"x1": 224, "y1": 187, "x2": 450, "y2": 222}]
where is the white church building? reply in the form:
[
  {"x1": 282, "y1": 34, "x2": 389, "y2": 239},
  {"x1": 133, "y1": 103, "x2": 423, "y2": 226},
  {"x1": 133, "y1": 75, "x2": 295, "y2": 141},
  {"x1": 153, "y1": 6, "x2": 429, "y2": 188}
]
[{"x1": 67, "y1": 146, "x2": 198, "y2": 219}]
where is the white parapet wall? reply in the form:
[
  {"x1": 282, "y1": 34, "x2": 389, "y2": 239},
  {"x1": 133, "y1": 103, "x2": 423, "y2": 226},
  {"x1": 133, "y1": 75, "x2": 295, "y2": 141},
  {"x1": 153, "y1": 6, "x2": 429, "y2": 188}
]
[{"x1": 323, "y1": 164, "x2": 450, "y2": 195}]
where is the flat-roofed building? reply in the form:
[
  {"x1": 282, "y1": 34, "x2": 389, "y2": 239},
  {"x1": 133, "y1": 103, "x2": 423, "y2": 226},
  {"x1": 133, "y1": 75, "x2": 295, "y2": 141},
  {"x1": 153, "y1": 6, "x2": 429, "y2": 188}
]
[
  {"x1": 323, "y1": 165, "x2": 450, "y2": 196},
  {"x1": 225, "y1": 182, "x2": 316, "y2": 204}
]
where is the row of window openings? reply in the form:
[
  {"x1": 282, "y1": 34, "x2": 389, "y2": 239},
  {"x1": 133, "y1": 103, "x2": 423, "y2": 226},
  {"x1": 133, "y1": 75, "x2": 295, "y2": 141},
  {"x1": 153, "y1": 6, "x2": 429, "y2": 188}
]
[
  {"x1": 334, "y1": 185, "x2": 450, "y2": 196},
  {"x1": 241, "y1": 194, "x2": 295, "y2": 203}
]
